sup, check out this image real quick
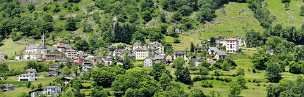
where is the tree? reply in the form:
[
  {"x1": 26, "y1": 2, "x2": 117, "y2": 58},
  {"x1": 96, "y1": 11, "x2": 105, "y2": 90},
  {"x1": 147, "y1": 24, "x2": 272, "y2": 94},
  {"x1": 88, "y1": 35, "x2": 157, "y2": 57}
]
[
  {"x1": 92, "y1": 87, "x2": 108, "y2": 97},
  {"x1": 173, "y1": 57, "x2": 185, "y2": 69},
  {"x1": 153, "y1": 83, "x2": 188, "y2": 97},
  {"x1": 0, "y1": 63, "x2": 9, "y2": 75},
  {"x1": 112, "y1": 22, "x2": 135, "y2": 43},
  {"x1": 190, "y1": 42, "x2": 195, "y2": 52},
  {"x1": 178, "y1": 5, "x2": 193, "y2": 16},
  {"x1": 245, "y1": 31, "x2": 264, "y2": 47},
  {"x1": 112, "y1": 68, "x2": 159, "y2": 97},
  {"x1": 301, "y1": 5, "x2": 304, "y2": 16},
  {"x1": 252, "y1": 52, "x2": 269, "y2": 70},
  {"x1": 159, "y1": 73, "x2": 172, "y2": 90},
  {"x1": 123, "y1": 52, "x2": 133, "y2": 70},
  {"x1": 281, "y1": 0, "x2": 291, "y2": 3},
  {"x1": 289, "y1": 61, "x2": 304, "y2": 74},
  {"x1": 229, "y1": 79, "x2": 242, "y2": 97},
  {"x1": 150, "y1": 63, "x2": 169, "y2": 81},
  {"x1": 91, "y1": 66, "x2": 125, "y2": 87},
  {"x1": 74, "y1": 39, "x2": 89, "y2": 52},
  {"x1": 198, "y1": 65, "x2": 209, "y2": 76},
  {"x1": 175, "y1": 67, "x2": 192, "y2": 84},
  {"x1": 26, "y1": 61, "x2": 47, "y2": 72},
  {"x1": 266, "y1": 84, "x2": 281, "y2": 97},
  {"x1": 83, "y1": 23, "x2": 93, "y2": 33},
  {"x1": 190, "y1": 89, "x2": 207, "y2": 97},
  {"x1": 61, "y1": 66, "x2": 72, "y2": 76},
  {"x1": 197, "y1": 0, "x2": 216, "y2": 22},
  {"x1": 266, "y1": 62, "x2": 282, "y2": 83},
  {"x1": 222, "y1": 58, "x2": 237, "y2": 71},
  {"x1": 65, "y1": 18, "x2": 78, "y2": 31},
  {"x1": 10, "y1": 31, "x2": 22, "y2": 41},
  {"x1": 60, "y1": 87, "x2": 77, "y2": 97},
  {"x1": 68, "y1": 0, "x2": 81, "y2": 3},
  {"x1": 161, "y1": 0, "x2": 179, "y2": 11},
  {"x1": 236, "y1": 76, "x2": 246, "y2": 89}
]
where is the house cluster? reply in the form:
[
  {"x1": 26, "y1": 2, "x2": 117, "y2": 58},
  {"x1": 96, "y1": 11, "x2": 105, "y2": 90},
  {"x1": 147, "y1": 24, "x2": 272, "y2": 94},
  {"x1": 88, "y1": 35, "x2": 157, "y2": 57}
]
[
  {"x1": 18, "y1": 68, "x2": 37, "y2": 81},
  {"x1": 30, "y1": 86, "x2": 61, "y2": 97},
  {"x1": 15, "y1": 34, "x2": 96, "y2": 66},
  {"x1": 16, "y1": 34, "x2": 65, "y2": 61},
  {"x1": 131, "y1": 42, "x2": 166, "y2": 67},
  {"x1": 207, "y1": 37, "x2": 243, "y2": 60}
]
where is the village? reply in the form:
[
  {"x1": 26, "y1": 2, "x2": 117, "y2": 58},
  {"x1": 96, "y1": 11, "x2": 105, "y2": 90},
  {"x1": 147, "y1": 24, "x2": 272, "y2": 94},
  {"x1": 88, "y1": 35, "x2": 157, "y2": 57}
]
[{"x1": 0, "y1": 33, "x2": 245, "y2": 97}]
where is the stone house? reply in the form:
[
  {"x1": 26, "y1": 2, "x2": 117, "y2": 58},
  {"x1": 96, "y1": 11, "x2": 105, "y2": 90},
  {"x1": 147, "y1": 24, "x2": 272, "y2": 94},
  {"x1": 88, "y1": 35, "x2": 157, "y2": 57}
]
[
  {"x1": 0, "y1": 84, "x2": 15, "y2": 92},
  {"x1": 208, "y1": 47, "x2": 227, "y2": 60},
  {"x1": 144, "y1": 58, "x2": 153, "y2": 67},
  {"x1": 0, "y1": 52, "x2": 7, "y2": 62}
]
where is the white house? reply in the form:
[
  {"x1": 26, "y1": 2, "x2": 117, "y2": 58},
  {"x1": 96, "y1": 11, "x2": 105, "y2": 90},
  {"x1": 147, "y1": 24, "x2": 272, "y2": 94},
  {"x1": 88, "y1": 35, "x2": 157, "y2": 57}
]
[
  {"x1": 18, "y1": 69, "x2": 37, "y2": 81},
  {"x1": 133, "y1": 46, "x2": 149, "y2": 60},
  {"x1": 217, "y1": 38, "x2": 240, "y2": 53},
  {"x1": 30, "y1": 86, "x2": 61, "y2": 97},
  {"x1": 42, "y1": 86, "x2": 61, "y2": 96},
  {"x1": 65, "y1": 48, "x2": 78, "y2": 60},
  {"x1": 144, "y1": 58, "x2": 153, "y2": 67},
  {"x1": 18, "y1": 73, "x2": 36, "y2": 81}
]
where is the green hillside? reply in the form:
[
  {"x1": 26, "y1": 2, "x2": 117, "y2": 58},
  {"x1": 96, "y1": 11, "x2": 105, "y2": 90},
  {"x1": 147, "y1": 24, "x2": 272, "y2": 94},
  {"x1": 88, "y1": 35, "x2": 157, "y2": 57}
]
[
  {"x1": 201, "y1": 2, "x2": 263, "y2": 40},
  {"x1": 266, "y1": 0, "x2": 304, "y2": 28}
]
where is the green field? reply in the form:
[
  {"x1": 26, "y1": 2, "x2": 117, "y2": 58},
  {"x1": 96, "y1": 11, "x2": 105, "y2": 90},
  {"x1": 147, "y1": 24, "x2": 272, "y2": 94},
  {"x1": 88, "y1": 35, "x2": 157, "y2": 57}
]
[
  {"x1": 201, "y1": 2, "x2": 263, "y2": 40},
  {"x1": 266, "y1": 0, "x2": 304, "y2": 28}
]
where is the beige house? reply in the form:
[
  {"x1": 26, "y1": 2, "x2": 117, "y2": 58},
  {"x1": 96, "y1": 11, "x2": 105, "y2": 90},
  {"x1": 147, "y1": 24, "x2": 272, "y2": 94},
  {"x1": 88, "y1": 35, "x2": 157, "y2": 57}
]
[{"x1": 134, "y1": 47, "x2": 149, "y2": 60}]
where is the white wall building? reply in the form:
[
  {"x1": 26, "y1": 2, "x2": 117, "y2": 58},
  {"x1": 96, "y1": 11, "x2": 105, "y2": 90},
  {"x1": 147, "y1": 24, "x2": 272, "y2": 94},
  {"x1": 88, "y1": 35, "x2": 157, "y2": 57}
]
[
  {"x1": 217, "y1": 38, "x2": 240, "y2": 53},
  {"x1": 18, "y1": 69, "x2": 37, "y2": 81},
  {"x1": 134, "y1": 47, "x2": 149, "y2": 60},
  {"x1": 65, "y1": 48, "x2": 78, "y2": 60}
]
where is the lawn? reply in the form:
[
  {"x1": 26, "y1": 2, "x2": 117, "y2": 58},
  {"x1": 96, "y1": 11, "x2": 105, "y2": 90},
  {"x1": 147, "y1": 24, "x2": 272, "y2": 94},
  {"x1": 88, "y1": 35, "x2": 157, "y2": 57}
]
[
  {"x1": 0, "y1": 39, "x2": 27, "y2": 59},
  {"x1": 7, "y1": 61, "x2": 28, "y2": 72},
  {"x1": 1, "y1": 87, "x2": 31, "y2": 97},
  {"x1": 266, "y1": 0, "x2": 304, "y2": 28},
  {"x1": 200, "y1": 2, "x2": 263, "y2": 40},
  {"x1": 165, "y1": 31, "x2": 201, "y2": 51}
]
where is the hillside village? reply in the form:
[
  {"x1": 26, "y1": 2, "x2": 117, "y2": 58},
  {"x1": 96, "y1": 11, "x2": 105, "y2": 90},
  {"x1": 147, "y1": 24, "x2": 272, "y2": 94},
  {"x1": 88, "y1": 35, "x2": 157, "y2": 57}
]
[
  {"x1": 0, "y1": 32, "x2": 245, "y2": 96},
  {"x1": 1, "y1": 0, "x2": 304, "y2": 97}
]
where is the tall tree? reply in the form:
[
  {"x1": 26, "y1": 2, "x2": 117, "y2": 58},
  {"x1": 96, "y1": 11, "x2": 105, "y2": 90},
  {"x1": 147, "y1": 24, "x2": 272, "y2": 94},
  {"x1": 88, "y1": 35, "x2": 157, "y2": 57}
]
[
  {"x1": 175, "y1": 67, "x2": 192, "y2": 84},
  {"x1": 266, "y1": 62, "x2": 282, "y2": 83}
]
